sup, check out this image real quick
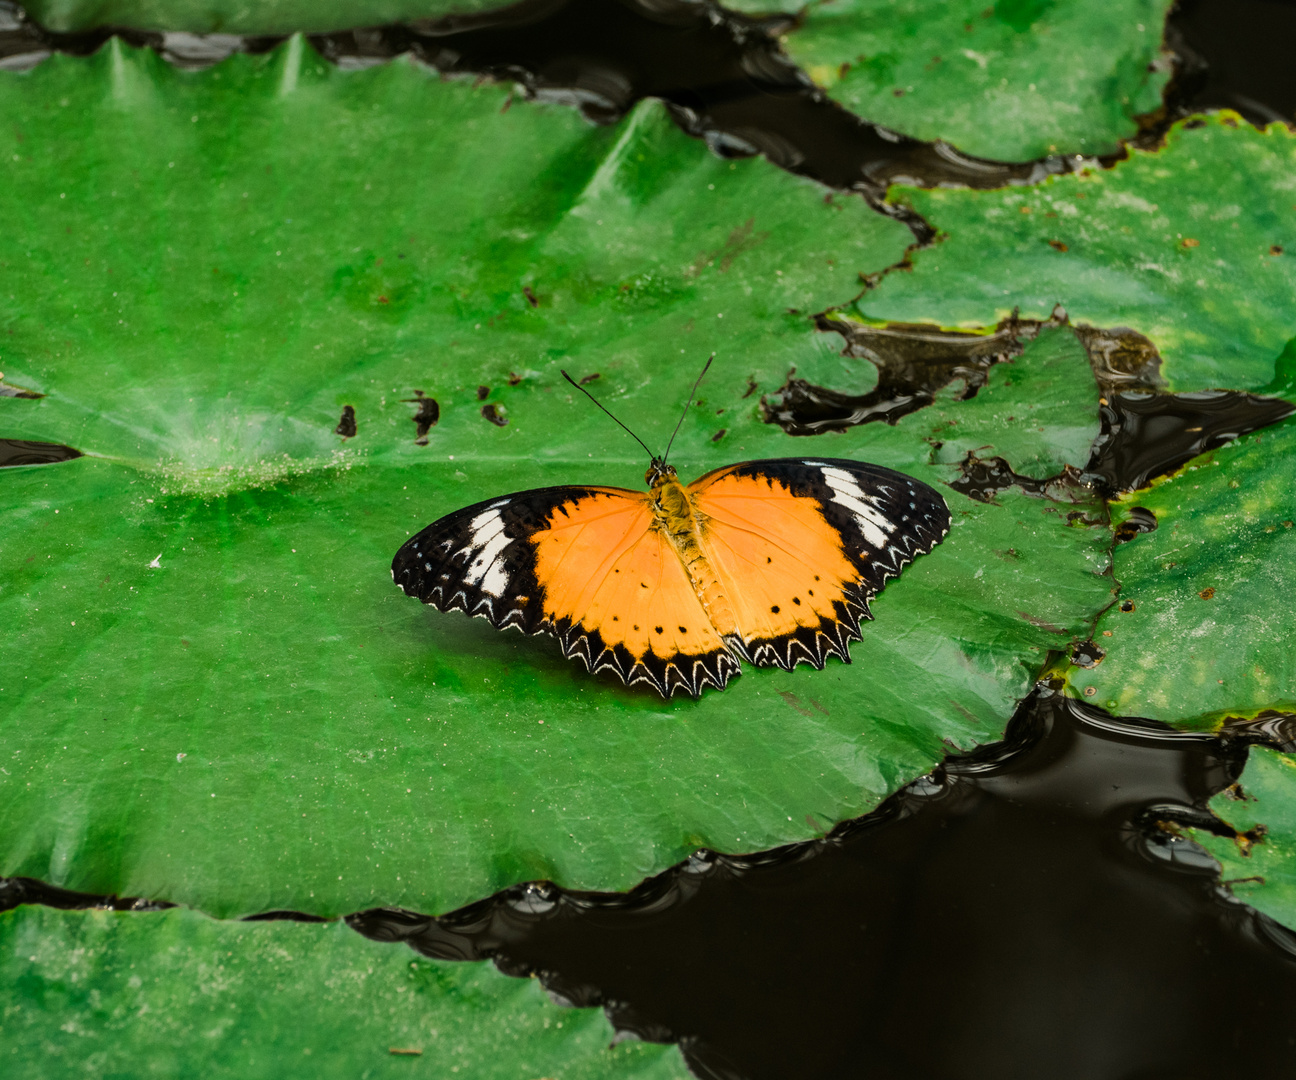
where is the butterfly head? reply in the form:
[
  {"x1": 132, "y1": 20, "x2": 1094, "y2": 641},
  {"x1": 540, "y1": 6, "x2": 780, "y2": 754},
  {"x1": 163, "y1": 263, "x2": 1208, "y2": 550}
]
[{"x1": 645, "y1": 458, "x2": 678, "y2": 489}]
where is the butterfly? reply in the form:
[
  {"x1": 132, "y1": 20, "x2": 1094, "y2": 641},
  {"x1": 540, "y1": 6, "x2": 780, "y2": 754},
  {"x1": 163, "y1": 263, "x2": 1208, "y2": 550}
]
[{"x1": 392, "y1": 362, "x2": 950, "y2": 698}]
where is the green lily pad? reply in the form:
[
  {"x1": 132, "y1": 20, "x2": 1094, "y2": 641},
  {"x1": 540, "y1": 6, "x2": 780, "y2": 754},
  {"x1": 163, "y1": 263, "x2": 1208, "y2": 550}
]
[
  {"x1": 1192, "y1": 747, "x2": 1296, "y2": 934},
  {"x1": 862, "y1": 114, "x2": 1296, "y2": 393},
  {"x1": 0, "y1": 41, "x2": 1113, "y2": 917},
  {"x1": 0, "y1": 904, "x2": 687, "y2": 1079},
  {"x1": 764, "y1": 0, "x2": 1174, "y2": 163},
  {"x1": 1066, "y1": 414, "x2": 1296, "y2": 726},
  {"x1": 22, "y1": 0, "x2": 482, "y2": 34},
  {"x1": 913, "y1": 321, "x2": 1102, "y2": 479}
]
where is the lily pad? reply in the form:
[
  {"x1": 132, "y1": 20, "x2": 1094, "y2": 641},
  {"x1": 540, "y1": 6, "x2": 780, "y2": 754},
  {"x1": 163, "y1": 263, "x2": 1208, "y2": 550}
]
[
  {"x1": 1192, "y1": 747, "x2": 1296, "y2": 934},
  {"x1": 1066, "y1": 413, "x2": 1296, "y2": 726},
  {"x1": 0, "y1": 904, "x2": 687, "y2": 1079},
  {"x1": 768, "y1": 0, "x2": 1175, "y2": 163},
  {"x1": 911, "y1": 321, "x2": 1102, "y2": 479},
  {"x1": 861, "y1": 114, "x2": 1296, "y2": 393},
  {"x1": 22, "y1": 0, "x2": 481, "y2": 34},
  {"x1": 0, "y1": 41, "x2": 1113, "y2": 917}
]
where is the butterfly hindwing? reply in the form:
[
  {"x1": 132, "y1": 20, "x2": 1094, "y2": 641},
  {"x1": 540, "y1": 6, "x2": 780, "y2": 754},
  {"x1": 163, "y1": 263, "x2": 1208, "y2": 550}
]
[{"x1": 690, "y1": 458, "x2": 951, "y2": 671}]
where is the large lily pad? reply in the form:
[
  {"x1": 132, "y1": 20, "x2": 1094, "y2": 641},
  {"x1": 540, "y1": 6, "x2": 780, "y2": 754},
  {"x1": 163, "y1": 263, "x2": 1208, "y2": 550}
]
[
  {"x1": 0, "y1": 41, "x2": 1113, "y2": 917},
  {"x1": 860, "y1": 114, "x2": 1296, "y2": 393},
  {"x1": 768, "y1": 0, "x2": 1174, "y2": 163},
  {"x1": 1066, "y1": 413, "x2": 1296, "y2": 726},
  {"x1": 22, "y1": 0, "x2": 478, "y2": 34},
  {"x1": 0, "y1": 904, "x2": 687, "y2": 1078}
]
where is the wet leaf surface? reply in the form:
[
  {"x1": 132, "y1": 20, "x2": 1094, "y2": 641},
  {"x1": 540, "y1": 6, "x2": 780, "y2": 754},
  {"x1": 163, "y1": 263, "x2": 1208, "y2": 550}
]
[
  {"x1": 860, "y1": 115, "x2": 1296, "y2": 393},
  {"x1": 768, "y1": 0, "x2": 1175, "y2": 163},
  {"x1": 0, "y1": 904, "x2": 687, "y2": 1079},
  {"x1": 22, "y1": 0, "x2": 482, "y2": 33},
  {"x1": 0, "y1": 41, "x2": 1117, "y2": 918},
  {"x1": 1195, "y1": 747, "x2": 1296, "y2": 935},
  {"x1": 1067, "y1": 414, "x2": 1296, "y2": 725}
]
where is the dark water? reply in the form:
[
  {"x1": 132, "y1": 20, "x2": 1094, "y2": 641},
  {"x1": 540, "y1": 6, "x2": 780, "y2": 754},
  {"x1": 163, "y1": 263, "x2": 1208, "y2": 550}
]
[
  {"x1": 762, "y1": 313, "x2": 1035, "y2": 435},
  {"x1": 1085, "y1": 389, "x2": 1295, "y2": 495},
  {"x1": 3, "y1": 0, "x2": 1293, "y2": 200},
  {"x1": 349, "y1": 691, "x2": 1296, "y2": 1080},
  {"x1": 762, "y1": 315, "x2": 1295, "y2": 497},
  {"x1": 1169, "y1": 0, "x2": 1296, "y2": 127},
  {"x1": 11, "y1": 692, "x2": 1296, "y2": 1079},
  {"x1": 944, "y1": 388, "x2": 1295, "y2": 502},
  {"x1": 0, "y1": 438, "x2": 82, "y2": 467}
]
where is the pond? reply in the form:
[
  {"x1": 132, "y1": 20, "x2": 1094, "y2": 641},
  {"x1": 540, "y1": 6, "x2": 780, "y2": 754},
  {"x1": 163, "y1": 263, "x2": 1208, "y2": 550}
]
[{"x1": 2, "y1": 0, "x2": 1295, "y2": 1076}]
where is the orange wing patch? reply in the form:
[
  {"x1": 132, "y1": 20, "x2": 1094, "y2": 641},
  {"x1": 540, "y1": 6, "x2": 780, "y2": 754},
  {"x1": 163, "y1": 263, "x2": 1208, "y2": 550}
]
[
  {"x1": 530, "y1": 491, "x2": 736, "y2": 695},
  {"x1": 693, "y1": 471, "x2": 864, "y2": 669}
]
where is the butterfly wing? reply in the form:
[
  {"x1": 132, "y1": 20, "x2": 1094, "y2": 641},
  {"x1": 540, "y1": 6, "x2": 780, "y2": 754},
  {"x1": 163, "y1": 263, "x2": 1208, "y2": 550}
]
[
  {"x1": 689, "y1": 458, "x2": 950, "y2": 671},
  {"x1": 393, "y1": 485, "x2": 738, "y2": 697}
]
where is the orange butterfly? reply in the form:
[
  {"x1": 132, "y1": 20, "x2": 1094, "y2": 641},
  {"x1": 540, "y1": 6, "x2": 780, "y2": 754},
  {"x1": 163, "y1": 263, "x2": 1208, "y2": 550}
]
[{"x1": 392, "y1": 363, "x2": 949, "y2": 698}]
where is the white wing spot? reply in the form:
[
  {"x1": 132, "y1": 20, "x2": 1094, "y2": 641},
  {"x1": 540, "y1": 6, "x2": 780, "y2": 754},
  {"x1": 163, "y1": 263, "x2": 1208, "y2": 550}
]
[
  {"x1": 469, "y1": 508, "x2": 507, "y2": 547},
  {"x1": 820, "y1": 466, "x2": 893, "y2": 550},
  {"x1": 480, "y1": 561, "x2": 509, "y2": 598},
  {"x1": 465, "y1": 529, "x2": 512, "y2": 594}
]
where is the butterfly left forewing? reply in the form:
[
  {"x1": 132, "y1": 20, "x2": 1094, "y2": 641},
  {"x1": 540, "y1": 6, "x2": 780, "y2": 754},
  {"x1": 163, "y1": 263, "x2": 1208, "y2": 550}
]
[
  {"x1": 392, "y1": 484, "x2": 638, "y2": 636},
  {"x1": 689, "y1": 458, "x2": 950, "y2": 671}
]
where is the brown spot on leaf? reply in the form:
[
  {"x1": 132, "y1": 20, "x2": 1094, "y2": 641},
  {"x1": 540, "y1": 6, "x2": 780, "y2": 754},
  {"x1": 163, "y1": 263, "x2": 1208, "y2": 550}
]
[{"x1": 778, "y1": 691, "x2": 815, "y2": 718}]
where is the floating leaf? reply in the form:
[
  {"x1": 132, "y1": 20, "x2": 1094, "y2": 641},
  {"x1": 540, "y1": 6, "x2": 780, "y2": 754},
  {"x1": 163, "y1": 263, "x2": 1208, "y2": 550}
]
[
  {"x1": 1066, "y1": 415, "x2": 1296, "y2": 725},
  {"x1": 861, "y1": 115, "x2": 1296, "y2": 393},
  {"x1": 22, "y1": 0, "x2": 478, "y2": 33},
  {"x1": 0, "y1": 42, "x2": 1112, "y2": 917},
  {"x1": 1192, "y1": 747, "x2": 1296, "y2": 935},
  {"x1": 0, "y1": 905, "x2": 687, "y2": 1079},
  {"x1": 762, "y1": 0, "x2": 1175, "y2": 163}
]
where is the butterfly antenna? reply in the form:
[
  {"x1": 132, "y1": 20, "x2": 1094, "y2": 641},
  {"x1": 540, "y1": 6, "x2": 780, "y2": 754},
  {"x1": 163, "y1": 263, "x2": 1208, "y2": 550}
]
[
  {"x1": 662, "y1": 353, "x2": 714, "y2": 466},
  {"x1": 562, "y1": 370, "x2": 657, "y2": 461}
]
